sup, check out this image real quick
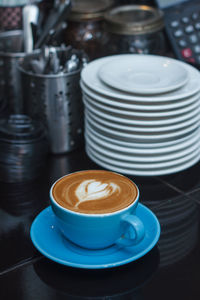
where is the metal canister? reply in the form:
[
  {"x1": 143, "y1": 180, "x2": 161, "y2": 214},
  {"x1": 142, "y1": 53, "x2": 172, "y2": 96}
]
[
  {"x1": 18, "y1": 47, "x2": 86, "y2": 154},
  {"x1": 104, "y1": 5, "x2": 167, "y2": 55},
  {"x1": 0, "y1": 30, "x2": 40, "y2": 114},
  {"x1": 0, "y1": 114, "x2": 48, "y2": 183}
]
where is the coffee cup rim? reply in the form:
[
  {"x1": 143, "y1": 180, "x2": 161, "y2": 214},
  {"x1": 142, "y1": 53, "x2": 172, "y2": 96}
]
[{"x1": 50, "y1": 170, "x2": 140, "y2": 217}]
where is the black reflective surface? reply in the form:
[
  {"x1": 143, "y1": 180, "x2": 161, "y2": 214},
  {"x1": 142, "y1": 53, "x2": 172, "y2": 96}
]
[{"x1": 1, "y1": 148, "x2": 200, "y2": 299}]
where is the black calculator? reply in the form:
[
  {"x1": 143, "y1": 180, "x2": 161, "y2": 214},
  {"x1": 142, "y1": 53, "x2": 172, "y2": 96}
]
[{"x1": 155, "y1": 0, "x2": 200, "y2": 65}]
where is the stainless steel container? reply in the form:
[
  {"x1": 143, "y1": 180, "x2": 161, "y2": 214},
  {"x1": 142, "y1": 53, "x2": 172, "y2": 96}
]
[
  {"x1": 18, "y1": 47, "x2": 86, "y2": 154},
  {"x1": 0, "y1": 114, "x2": 48, "y2": 183},
  {"x1": 0, "y1": 30, "x2": 38, "y2": 113}
]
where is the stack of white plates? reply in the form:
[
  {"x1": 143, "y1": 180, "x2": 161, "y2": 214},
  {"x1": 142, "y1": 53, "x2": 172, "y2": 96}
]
[{"x1": 81, "y1": 54, "x2": 200, "y2": 176}]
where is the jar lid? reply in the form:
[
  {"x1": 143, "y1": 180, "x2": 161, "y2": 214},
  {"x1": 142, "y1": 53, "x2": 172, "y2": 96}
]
[
  {"x1": 104, "y1": 5, "x2": 164, "y2": 35},
  {"x1": 0, "y1": 114, "x2": 46, "y2": 143},
  {"x1": 69, "y1": 0, "x2": 114, "y2": 20}
]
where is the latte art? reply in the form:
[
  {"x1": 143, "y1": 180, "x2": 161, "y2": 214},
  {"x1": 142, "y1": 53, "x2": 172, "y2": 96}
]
[
  {"x1": 75, "y1": 179, "x2": 120, "y2": 207},
  {"x1": 52, "y1": 170, "x2": 138, "y2": 214}
]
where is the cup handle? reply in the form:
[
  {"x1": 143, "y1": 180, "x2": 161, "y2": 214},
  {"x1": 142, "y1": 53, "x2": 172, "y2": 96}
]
[{"x1": 116, "y1": 214, "x2": 145, "y2": 247}]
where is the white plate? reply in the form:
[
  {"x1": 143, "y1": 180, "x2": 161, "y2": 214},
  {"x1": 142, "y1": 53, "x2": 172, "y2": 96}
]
[
  {"x1": 86, "y1": 146, "x2": 200, "y2": 176},
  {"x1": 83, "y1": 94, "x2": 200, "y2": 126},
  {"x1": 85, "y1": 133, "x2": 200, "y2": 163},
  {"x1": 86, "y1": 137, "x2": 200, "y2": 166},
  {"x1": 87, "y1": 141, "x2": 200, "y2": 168},
  {"x1": 85, "y1": 126, "x2": 200, "y2": 155},
  {"x1": 81, "y1": 81, "x2": 200, "y2": 111},
  {"x1": 86, "y1": 112, "x2": 200, "y2": 142},
  {"x1": 98, "y1": 55, "x2": 189, "y2": 94},
  {"x1": 85, "y1": 121, "x2": 199, "y2": 149},
  {"x1": 85, "y1": 108, "x2": 200, "y2": 133},
  {"x1": 81, "y1": 55, "x2": 200, "y2": 101}
]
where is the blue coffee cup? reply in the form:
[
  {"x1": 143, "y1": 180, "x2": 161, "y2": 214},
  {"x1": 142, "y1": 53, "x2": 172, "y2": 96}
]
[{"x1": 50, "y1": 173, "x2": 145, "y2": 250}]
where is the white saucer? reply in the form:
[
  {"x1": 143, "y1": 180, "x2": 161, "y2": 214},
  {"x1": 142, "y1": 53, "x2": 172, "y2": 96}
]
[
  {"x1": 85, "y1": 128, "x2": 200, "y2": 159},
  {"x1": 81, "y1": 85, "x2": 200, "y2": 113},
  {"x1": 85, "y1": 104, "x2": 200, "y2": 132},
  {"x1": 85, "y1": 121, "x2": 199, "y2": 149},
  {"x1": 86, "y1": 112, "x2": 200, "y2": 142},
  {"x1": 82, "y1": 94, "x2": 200, "y2": 125},
  {"x1": 86, "y1": 140, "x2": 200, "y2": 169},
  {"x1": 81, "y1": 55, "x2": 200, "y2": 101},
  {"x1": 81, "y1": 81, "x2": 200, "y2": 110},
  {"x1": 86, "y1": 146, "x2": 200, "y2": 176},
  {"x1": 98, "y1": 55, "x2": 188, "y2": 94}
]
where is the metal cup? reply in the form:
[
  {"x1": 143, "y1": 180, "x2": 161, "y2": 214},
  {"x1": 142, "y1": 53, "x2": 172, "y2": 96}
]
[
  {"x1": 0, "y1": 30, "x2": 40, "y2": 113},
  {"x1": 18, "y1": 47, "x2": 86, "y2": 154}
]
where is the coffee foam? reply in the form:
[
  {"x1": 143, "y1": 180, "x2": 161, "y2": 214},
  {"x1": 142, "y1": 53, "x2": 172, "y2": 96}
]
[
  {"x1": 52, "y1": 170, "x2": 138, "y2": 214},
  {"x1": 75, "y1": 179, "x2": 120, "y2": 207}
]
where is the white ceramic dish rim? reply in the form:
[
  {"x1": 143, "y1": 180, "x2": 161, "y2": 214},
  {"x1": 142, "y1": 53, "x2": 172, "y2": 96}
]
[
  {"x1": 81, "y1": 54, "x2": 200, "y2": 101},
  {"x1": 85, "y1": 134, "x2": 200, "y2": 163},
  {"x1": 97, "y1": 55, "x2": 189, "y2": 94},
  {"x1": 85, "y1": 126, "x2": 200, "y2": 155},
  {"x1": 86, "y1": 146, "x2": 200, "y2": 176},
  {"x1": 85, "y1": 107, "x2": 200, "y2": 133},
  {"x1": 86, "y1": 144, "x2": 200, "y2": 169},
  {"x1": 85, "y1": 121, "x2": 198, "y2": 148},
  {"x1": 86, "y1": 113, "x2": 200, "y2": 141},
  {"x1": 81, "y1": 82, "x2": 200, "y2": 111},
  {"x1": 83, "y1": 99, "x2": 200, "y2": 127}
]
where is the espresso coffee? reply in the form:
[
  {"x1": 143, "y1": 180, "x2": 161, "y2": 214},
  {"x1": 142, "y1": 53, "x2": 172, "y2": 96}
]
[{"x1": 52, "y1": 170, "x2": 138, "y2": 214}]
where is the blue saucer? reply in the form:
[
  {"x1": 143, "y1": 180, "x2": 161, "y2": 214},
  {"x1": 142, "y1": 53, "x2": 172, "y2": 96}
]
[{"x1": 30, "y1": 204, "x2": 160, "y2": 269}]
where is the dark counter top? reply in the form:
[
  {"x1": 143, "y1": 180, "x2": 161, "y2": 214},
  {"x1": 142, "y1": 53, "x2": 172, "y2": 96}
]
[{"x1": 1, "y1": 147, "x2": 200, "y2": 300}]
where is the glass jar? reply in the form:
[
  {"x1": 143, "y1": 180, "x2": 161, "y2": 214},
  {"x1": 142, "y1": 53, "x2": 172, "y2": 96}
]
[
  {"x1": 64, "y1": 0, "x2": 113, "y2": 60},
  {"x1": 104, "y1": 5, "x2": 167, "y2": 56}
]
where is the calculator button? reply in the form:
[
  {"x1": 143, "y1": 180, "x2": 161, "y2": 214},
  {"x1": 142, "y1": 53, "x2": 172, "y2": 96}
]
[
  {"x1": 192, "y1": 12, "x2": 199, "y2": 20},
  {"x1": 194, "y1": 45, "x2": 200, "y2": 53},
  {"x1": 181, "y1": 17, "x2": 189, "y2": 24},
  {"x1": 185, "y1": 25, "x2": 194, "y2": 33},
  {"x1": 170, "y1": 20, "x2": 179, "y2": 27},
  {"x1": 173, "y1": 29, "x2": 183, "y2": 37},
  {"x1": 178, "y1": 39, "x2": 188, "y2": 47},
  {"x1": 188, "y1": 34, "x2": 198, "y2": 43},
  {"x1": 195, "y1": 22, "x2": 200, "y2": 30},
  {"x1": 181, "y1": 48, "x2": 193, "y2": 58}
]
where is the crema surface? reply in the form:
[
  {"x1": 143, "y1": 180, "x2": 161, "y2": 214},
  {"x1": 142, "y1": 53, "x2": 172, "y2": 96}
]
[{"x1": 52, "y1": 170, "x2": 138, "y2": 214}]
